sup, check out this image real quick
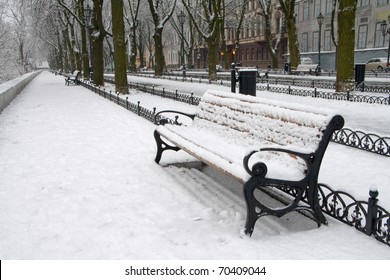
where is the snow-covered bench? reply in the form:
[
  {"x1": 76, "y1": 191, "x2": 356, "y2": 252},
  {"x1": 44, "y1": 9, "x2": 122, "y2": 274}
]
[
  {"x1": 153, "y1": 90, "x2": 344, "y2": 235},
  {"x1": 65, "y1": 70, "x2": 81, "y2": 86},
  {"x1": 291, "y1": 64, "x2": 320, "y2": 75}
]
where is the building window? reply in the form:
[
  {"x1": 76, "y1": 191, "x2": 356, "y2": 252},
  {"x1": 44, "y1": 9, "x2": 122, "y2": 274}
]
[
  {"x1": 312, "y1": 31, "x2": 319, "y2": 52},
  {"x1": 375, "y1": 22, "x2": 386, "y2": 47},
  {"x1": 324, "y1": 30, "x2": 331, "y2": 51},
  {"x1": 295, "y1": 4, "x2": 299, "y2": 22},
  {"x1": 313, "y1": 0, "x2": 321, "y2": 18},
  {"x1": 357, "y1": 25, "x2": 368, "y2": 49},
  {"x1": 326, "y1": 0, "x2": 333, "y2": 13},
  {"x1": 303, "y1": 1, "x2": 309, "y2": 21},
  {"x1": 359, "y1": 0, "x2": 370, "y2": 6},
  {"x1": 275, "y1": 14, "x2": 282, "y2": 33},
  {"x1": 302, "y1": 33, "x2": 308, "y2": 52},
  {"x1": 377, "y1": 0, "x2": 389, "y2": 5}
]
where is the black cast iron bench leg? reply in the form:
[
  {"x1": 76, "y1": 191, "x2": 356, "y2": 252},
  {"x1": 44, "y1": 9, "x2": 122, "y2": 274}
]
[{"x1": 154, "y1": 131, "x2": 181, "y2": 163}]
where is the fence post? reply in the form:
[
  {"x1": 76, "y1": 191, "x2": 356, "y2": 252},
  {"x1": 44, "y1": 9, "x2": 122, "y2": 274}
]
[
  {"x1": 347, "y1": 91, "x2": 350, "y2": 101},
  {"x1": 190, "y1": 92, "x2": 194, "y2": 105},
  {"x1": 126, "y1": 97, "x2": 129, "y2": 109},
  {"x1": 288, "y1": 86, "x2": 291, "y2": 95},
  {"x1": 388, "y1": 94, "x2": 390, "y2": 105},
  {"x1": 314, "y1": 88, "x2": 317, "y2": 98},
  {"x1": 137, "y1": 101, "x2": 141, "y2": 116},
  {"x1": 163, "y1": 88, "x2": 165, "y2": 98},
  {"x1": 175, "y1": 89, "x2": 178, "y2": 101},
  {"x1": 366, "y1": 189, "x2": 379, "y2": 236}
]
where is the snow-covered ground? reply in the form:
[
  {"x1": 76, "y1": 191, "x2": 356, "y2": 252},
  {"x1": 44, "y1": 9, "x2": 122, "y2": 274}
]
[{"x1": 0, "y1": 71, "x2": 389, "y2": 260}]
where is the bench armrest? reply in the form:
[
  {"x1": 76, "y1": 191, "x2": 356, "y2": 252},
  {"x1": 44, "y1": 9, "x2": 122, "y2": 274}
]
[
  {"x1": 154, "y1": 110, "x2": 196, "y2": 126},
  {"x1": 243, "y1": 147, "x2": 314, "y2": 177}
]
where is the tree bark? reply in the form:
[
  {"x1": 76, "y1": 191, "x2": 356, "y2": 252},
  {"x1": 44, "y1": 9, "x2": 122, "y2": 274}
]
[
  {"x1": 335, "y1": 0, "x2": 357, "y2": 93},
  {"x1": 279, "y1": 0, "x2": 300, "y2": 70},
  {"x1": 153, "y1": 28, "x2": 164, "y2": 76},
  {"x1": 78, "y1": 0, "x2": 90, "y2": 80},
  {"x1": 91, "y1": 0, "x2": 106, "y2": 86},
  {"x1": 111, "y1": 0, "x2": 129, "y2": 94}
]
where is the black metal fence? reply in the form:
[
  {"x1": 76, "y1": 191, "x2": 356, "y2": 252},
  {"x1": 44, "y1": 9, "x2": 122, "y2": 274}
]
[
  {"x1": 283, "y1": 184, "x2": 390, "y2": 247},
  {"x1": 317, "y1": 185, "x2": 389, "y2": 247},
  {"x1": 332, "y1": 129, "x2": 390, "y2": 157},
  {"x1": 143, "y1": 71, "x2": 390, "y2": 95},
  {"x1": 256, "y1": 84, "x2": 390, "y2": 105},
  {"x1": 79, "y1": 78, "x2": 390, "y2": 247}
]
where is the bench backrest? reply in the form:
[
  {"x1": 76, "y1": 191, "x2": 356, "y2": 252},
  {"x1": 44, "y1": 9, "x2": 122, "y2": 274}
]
[
  {"x1": 296, "y1": 64, "x2": 318, "y2": 71},
  {"x1": 194, "y1": 90, "x2": 343, "y2": 157},
  {"x1": 73, "y1": 70, "x2": 80, "y2": 77}
]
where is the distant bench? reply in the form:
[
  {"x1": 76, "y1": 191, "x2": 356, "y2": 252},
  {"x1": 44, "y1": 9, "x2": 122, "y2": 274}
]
[
  {"x1": 291, "y1": 64, "x2": 320, "y2": 75},
  {"x1": 65, "y1": 70, "x2": 81, "y2": 86},
  {"x1": 153, "y1": 90, "x2": 344, "y2": 236}
]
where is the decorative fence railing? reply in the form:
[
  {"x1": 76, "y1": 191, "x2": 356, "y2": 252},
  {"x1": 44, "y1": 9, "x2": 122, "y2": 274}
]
[
  {"x1": 103, "y1": 77, "x2": 390, "y2": 157},
  {"x1": 332, "y1": 129, "x2": 390, "y2": 157},
  {"x1": 316, "y1": 186, "x2": 389, "y2": 246},
  {"x1": 282, "y1": 185, "x2": 390, "y2": 247},
  {"x1": 79, "y1": 78, "x2": 390, "y2": 247},
  {"x1": 133, "y1": 72, "x2": 390, "y2": 105},
  {"x1": 256, "y1": 84, "x2": 390, "y2": 105},
  {"x1": 142, "y1": 71, "x2": 390, "y2": 94}
]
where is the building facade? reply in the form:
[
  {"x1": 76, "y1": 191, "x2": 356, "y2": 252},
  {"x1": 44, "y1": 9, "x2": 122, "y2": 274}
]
[
  {"x1": 186, "y1": 0, "x2": 390, "y2": 71},
  {"x1": 295, "y1": 0, "x2": 390, "y2": 71}
]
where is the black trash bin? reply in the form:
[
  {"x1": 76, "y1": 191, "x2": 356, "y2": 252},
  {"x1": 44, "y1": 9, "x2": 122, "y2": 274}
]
[
  {"x1": 238, "y1": 69, "x2": 257, "y2": 96},
  {"x1": 355, "y1": 64, "x2": 365, "y2": 85},
  {"x1": 284, "y1": 63, "x2": 290, "y2": 73}
]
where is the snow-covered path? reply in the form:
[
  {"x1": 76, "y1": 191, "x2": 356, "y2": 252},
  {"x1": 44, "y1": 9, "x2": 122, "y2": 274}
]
[{"x1": 0, "y1": 71, "x2": 389, "y2": 259}]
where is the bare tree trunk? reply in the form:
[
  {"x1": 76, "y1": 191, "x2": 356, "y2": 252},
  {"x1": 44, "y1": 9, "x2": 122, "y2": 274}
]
[
  {"x1": 258, "y1": 0, "x2": 279, "y2": 69},
  {"x1": 125, "y1": 0, "x2": 140, "y2": 73},
  {"x1": 91, "y1": 0, "x2": 106, "y2": 86},
  {"x1": 335, "y1": 0, "x2": 357, "y2": 93},
  {"x1": 147, "y1": 0, "x2": 177, "y2": 76},
  {"x1": 153, "y1": 28, "x2": 164, "y2": 76},
  {"x1": 111, "y1": 0, "x2": 129, "y2": 94},
  {"x1": 279, "y1": 0, "x2": 300, "y2": 70},
  {"x1": 182, "y1": 0, "x2": 222, "y2": 80},
  {"x1": 129, "y1": 24, "x2": 137, "y2": 72},
  {"x1": 207, "y1": 31, "x2": 219, "y2": 80},
  {"x1": 78, "y1": 0, "x2": 90, "y2": 79}
]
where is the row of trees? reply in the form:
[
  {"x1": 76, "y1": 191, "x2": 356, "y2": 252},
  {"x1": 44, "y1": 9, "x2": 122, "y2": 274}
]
[
  {"x1": 0, "y1": 0, "x2": 358, "y2": 93},
  {"x1": 0, "y1": 0, "x2": 38, "y2": 83}
]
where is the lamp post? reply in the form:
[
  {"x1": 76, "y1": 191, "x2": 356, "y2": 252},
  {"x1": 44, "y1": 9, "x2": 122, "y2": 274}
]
[
  {"x1": 178, "y1": 11, "x2": 186, "y2": 69},
  {"x1": 380, "y1": 16, "x2": 390, "y2": 71},
  {"x1": 85, "y1": 4, "x2": 93, "y2": 78},
  {"x1": 317, "y1": 13, "x2": 324, "y2": 74}
]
